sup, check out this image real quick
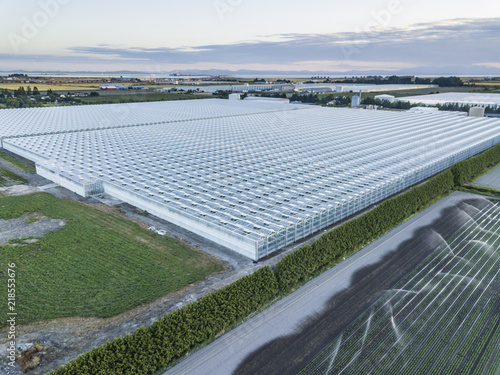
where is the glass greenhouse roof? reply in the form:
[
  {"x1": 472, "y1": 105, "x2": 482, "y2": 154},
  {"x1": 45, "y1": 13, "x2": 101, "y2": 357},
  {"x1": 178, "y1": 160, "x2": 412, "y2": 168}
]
[{"x1": 3, "y1": 100, "x2": 500, "y2": 259}]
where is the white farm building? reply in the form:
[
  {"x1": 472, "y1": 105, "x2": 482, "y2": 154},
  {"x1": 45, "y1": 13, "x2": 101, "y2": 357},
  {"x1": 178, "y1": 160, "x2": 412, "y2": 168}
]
[
  {"x1": 374, "y1": 94, "x2": 396, "y2": 103},
  {"x1": 396, "y1": 93, "x2": 500, "y2": 109},
  {"x1": 2, "y1": 99, "x2": 500, "y2": 260}
]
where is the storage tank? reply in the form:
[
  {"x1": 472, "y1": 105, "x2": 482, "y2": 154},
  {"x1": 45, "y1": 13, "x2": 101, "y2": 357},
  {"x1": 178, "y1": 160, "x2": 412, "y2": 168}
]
[{"x1": 351, "y1": 95, "x2": 361, "y2": 107}]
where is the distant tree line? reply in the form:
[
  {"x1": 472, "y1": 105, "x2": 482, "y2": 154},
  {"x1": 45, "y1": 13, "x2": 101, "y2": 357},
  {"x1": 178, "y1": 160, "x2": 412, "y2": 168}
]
[
  {"x1": 430, "y1": 76, "x2": 464, "y2": 87},
  {"x1": 0, "y1": 86, "x2": 103, "y2": 108},
  {"x1": 7, "y1": 73, "x2": 28, "y2": 78},
  {"x1": 213, "y1": 90, "x2": 231, "y2": 99}
]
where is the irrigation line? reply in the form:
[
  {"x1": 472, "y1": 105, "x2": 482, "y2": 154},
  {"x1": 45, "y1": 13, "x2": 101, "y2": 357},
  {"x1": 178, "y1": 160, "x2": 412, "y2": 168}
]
[
  {"x1": 377, "y1": 220, "x2": 500, "y2": 373},
  {"x1": 358, "y1": 216, "x2": 500, "y2": 374},
  {"x1": 305, "y1": 201, "x2": 499, "y2": 374},
  {"x1": 483, "y1": 337, "x2": 500, "y2": 375},
  {"x1": 410, "y1": 258, "x2": 500, "y2": 375},
  {"x1": 395, "y1": 253, "x2": 500, "y2": 375},
  {"x1": 435, "y1": 293, "x2": 498, "y2": 374},
  {"x1": 336, "y1": 204, "x2": 500, "y2": 374},
  {"x1": 332, "y1": 204, "x2": 500, "y2": 372},
  {"x1": 352, "y1": 212, "x2": 500, "y2": 374},
  {"x1": 303, "y1": 201, "x2": 500, "y2": 375},
  {"x1": 301, "y1": 249, "x2": 447, "y2": 375}
]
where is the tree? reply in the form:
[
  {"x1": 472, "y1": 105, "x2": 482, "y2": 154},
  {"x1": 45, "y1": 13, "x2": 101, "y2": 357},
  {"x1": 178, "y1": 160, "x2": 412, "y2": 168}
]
[
  {"x1": 14, "y1": 86, "x2": 26, "y2": 96},
  {"x1": 33, "y1": 86, "x2": 40, "y2": 96}
]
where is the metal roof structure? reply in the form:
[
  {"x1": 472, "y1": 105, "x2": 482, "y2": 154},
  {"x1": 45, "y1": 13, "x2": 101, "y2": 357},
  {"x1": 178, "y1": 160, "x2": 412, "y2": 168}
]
[{"x1": 3, "y1": 100, "x2": 500, "y2": 260}]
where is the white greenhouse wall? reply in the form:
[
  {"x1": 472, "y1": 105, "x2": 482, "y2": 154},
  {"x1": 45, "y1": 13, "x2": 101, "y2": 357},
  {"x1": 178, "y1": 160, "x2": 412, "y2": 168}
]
[{"x1": 104, "y1": 182, "x2": 258, "y2": 260}]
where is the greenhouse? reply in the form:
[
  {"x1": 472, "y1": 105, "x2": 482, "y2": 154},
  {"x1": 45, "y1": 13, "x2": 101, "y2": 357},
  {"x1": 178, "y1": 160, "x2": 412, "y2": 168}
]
[
  {"x1": 396, "y1": 93, "x2": 500, "y2": 109},
  {"x1": 3, "y1": 100, "x2": 500, "y2": 260}
]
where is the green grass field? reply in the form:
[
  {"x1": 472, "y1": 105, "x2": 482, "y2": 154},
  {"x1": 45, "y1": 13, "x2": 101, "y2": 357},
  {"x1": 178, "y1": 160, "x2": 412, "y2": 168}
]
[
  {"x1": 0, "y1": 167, "x2": 27, "y2": 186},
  {"x1": 0, "y1": 193, "x2": 224, "y2": 325}
]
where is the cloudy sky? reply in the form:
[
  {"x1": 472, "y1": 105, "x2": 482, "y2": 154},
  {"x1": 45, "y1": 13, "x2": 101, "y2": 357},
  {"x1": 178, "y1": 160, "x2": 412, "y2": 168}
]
[{"x1": 0, "y1": 0, "x2": 499, "y2": 74}]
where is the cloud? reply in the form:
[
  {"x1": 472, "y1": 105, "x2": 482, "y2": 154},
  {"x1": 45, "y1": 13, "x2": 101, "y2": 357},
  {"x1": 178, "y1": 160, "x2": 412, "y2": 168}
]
[
  {"x1": 474, "y1": 62, "x2": 500, "y2": 69},
  {"x1": 2, "y1": 17, "x2": 500, "y2": 72}
]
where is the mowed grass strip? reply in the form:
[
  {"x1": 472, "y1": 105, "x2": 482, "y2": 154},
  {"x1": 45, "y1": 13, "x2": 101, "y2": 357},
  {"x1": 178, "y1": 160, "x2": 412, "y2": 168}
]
[
  {"x1": 0, "y1": 167, "x2": 27, "y2": 186},
  {"x1": 0, "y1": 193, "x2": 224, "y2": 325},
  {"x1": 0, "y1": 151, "x2": 36, "y2": 173}
]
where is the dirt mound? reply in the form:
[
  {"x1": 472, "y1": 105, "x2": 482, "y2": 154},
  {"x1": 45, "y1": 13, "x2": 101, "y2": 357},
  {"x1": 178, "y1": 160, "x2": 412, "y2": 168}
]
[{"x1": 17, "y1": 344, "x2": 49, "y2": 373}]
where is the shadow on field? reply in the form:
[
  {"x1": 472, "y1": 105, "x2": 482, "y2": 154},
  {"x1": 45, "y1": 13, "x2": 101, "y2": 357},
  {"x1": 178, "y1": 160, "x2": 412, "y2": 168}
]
[{"x1": 234, "y1": 197, "x2": 493, "y2": 375}]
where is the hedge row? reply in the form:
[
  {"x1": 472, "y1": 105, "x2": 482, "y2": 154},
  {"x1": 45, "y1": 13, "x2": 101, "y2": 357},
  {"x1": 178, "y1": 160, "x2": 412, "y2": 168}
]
[
  {"x1": 275, "y1": 169, "x2": 455, "y2": 291},
  {"x1": 51, "y1": 266, "x2": 278, "y2": 375},
  {"x1": 451, "y1": 143, "x2": 500, "y2": 186}
]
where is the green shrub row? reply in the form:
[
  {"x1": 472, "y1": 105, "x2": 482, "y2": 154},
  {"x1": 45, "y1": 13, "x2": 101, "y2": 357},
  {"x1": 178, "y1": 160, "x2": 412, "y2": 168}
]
[
  {"x1": 275, "y1": 169, "x2": 455, "y2": 291},
  {"x1": 51, "y1": 266, "x2": 278, "y2": 375},
  {"x1": 52, "y1": 144, "x2": 500, "y2": 375},
  {"x1": 451, "y1": 143, "x2": 500, "y2": 186}
]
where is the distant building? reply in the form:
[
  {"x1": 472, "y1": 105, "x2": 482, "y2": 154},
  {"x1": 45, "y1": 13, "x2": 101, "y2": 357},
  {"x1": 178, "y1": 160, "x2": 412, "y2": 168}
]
[
  {"x1": 396, "y1": 93, "x2": 500, "y2": 110},
  {"x1": 469, "y1": 107, "x2": 486, "y2": 117},
  {"x1": 374, "y1": 94, "x2": 395, "y2": 103},
  {"x1": 229, "y1": 93, "x2": 241, "y2": 101},
  {"x1": 70, "y1": 92, "x2": 89, "y2": 97},
  {"x1": 243, "y1": 97, "x2": 290, "y2": 104},
  {"x1": 197, "y1": 84, "x2": 292, "y2": 93},
  {"x1": 99, "y1": 85, "x2": 118, "y2": 90},
  {"x1": 99, "y1": 84, "x2": 136, "y2": 90}
]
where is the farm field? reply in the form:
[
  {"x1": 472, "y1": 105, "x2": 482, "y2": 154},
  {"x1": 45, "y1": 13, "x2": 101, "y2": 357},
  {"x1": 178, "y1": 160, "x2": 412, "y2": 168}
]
[
  {"x1": 466, "y1": 81, "x2": 500, "y2": 87},
  {"x1": 0, "y1": 193, "x2": 224, "y2": 326},
  {"x1": 300, "y1": 198, "x2": 500, "y2": 375},
  {"x1": 0, "y1": 82, "x2": 102, "y2": 91},
  {"x1": 78, "y1": 91, "x2": 211, "y2": 104},
  {"x1": 375, "y1": 86, "x2": 490, "y2": 98}
]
